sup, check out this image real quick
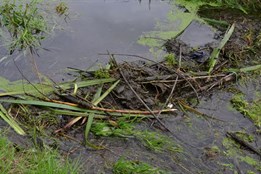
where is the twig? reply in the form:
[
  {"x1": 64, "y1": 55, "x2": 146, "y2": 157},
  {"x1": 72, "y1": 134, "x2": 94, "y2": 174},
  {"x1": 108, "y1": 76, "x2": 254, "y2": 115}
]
[
  {"x1": 156, "y1": 44, "x2": 200, "y2": 101},
  {"x1": 48, "y1": 96, "x2": 176, "y2": 115},
  {"x1": 212, "y1": 60, "x2": 228, "y2": 73},
  {"x1": 233, "y1": 157, "x2": 243, "y2": 174},
  {"x1": 91, "y1": 107, "x2": 176, "y2": 115},
  {"x1": 178, "y1": 44, "x2": 182, "y2": 70},
  {"x1": 28, "y1": 48, "x2": 42, "y2": 85},
  {"x1": 178, "y1": 100, "x2": 224, "y2": 122},
  {"x1": 155, "y1": 76, "x2": 179, "y2": 119},
  {"x1": 12, "y1": 58, "x2": 50, "y2": 100},
  {"x1": 137, "y1": 74, "x2": 227, "y2": 83},
  {"x1": 207, "y1": 73, "x2": 234, "y2": 91},
  {"x1": 175, "y1": 69, "x2": 200, "y2": 103},
  {"x1": 98, "y1": 53, "x2": 157, "y2": 63},
  {"x1": 180, "y1": 73, "x2": 235, "y2": 98},
  {"x1": 155, "y1": 45, "x2": 181, "y2": 119}
]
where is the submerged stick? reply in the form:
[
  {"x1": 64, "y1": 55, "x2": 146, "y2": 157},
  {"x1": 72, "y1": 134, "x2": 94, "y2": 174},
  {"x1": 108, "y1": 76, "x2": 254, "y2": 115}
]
[
  {"x1": 227, "y1": 132, "x2": 261, "y2": 157},
  {"x1": 178, "y1": 100, "x2": 224, "y2": 122}
]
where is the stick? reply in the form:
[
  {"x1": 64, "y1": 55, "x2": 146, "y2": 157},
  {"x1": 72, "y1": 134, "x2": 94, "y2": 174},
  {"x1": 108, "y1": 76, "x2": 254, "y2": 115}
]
[
  {"x1": 13, "y1": 58, "x2": 50, "y2": 100},
  {"x1": 227, "y1": 132, "x2": 261, "y2": 157},
  {"x1": 155, "y1": 76, "x2": 179, "y2": 120},
  {"x1": 48, "y1": 97, "x2": 176, "y2": 115},
  {"x1": 155, "y1": 45, "x2": 181, "y2": 121},
  {"x1": 98, "y1": 53, "x2": 157, "y2": 63},
  {"x1": 138, "y1": 74, "x2": 227, "y2": 83}
]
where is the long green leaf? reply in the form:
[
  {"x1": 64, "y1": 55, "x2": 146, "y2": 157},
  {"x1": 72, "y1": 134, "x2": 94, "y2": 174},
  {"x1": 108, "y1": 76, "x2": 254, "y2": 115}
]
[
  {"x1": 85, "y1": 80, "x2": 120, "y2": 142},
  {"x1": 0, "y1": 99, "x2": 153, "y2": 118},
  {"x1": 0, "y1": 104, "x2": 26, "y2": 136},
  {"x1": 85, "y1": 113, "x2": 94, "y2": 141},
  {"x1": 208, "y1": 23, "x2": 235, "y2": 74},
  {"x1": 58, "y1": 78, "x2": 116, "y2": 90},
  {"x1": 0, "y1": 77, "x2": 116, "y2": 97},
  {"x1": 0, "y1": 99, "x2": 88, "y2": 111},
  {"x1": 85, "y1": 92, "x2": 102, "y2": 144},
  {"x1": 93, "y1": 80, "x2": 120, "y2": 105}
]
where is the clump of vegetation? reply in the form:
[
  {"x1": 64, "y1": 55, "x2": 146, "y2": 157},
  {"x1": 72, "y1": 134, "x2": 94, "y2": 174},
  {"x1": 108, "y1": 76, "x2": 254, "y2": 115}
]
[
  {"x1": 0, "y1": 0, "x2": 46, "y2": 53},
  {"x1": 230, "y1": 93, "x2": 261, "y2": 128},
  {"x1": 91, "y1": 122, "x2": 115, "y2": 136},
  {"x1": 222, "y1": 137, "x2": 261, "y2": 173},
  {"x1": 55, "y1": 2, "x2": 68, "y2": 16},
  {"x1": 0, "y1": 0, "x2": 67, "y2": 54},
  {"x1": 135, "y1": 131, "x2": 182, "y2": 153},
  {"x1": 177, "y1": 0, "x2": 261, "y2": 13},
  {"x1": 91, "y1": 118, "x2": 182, "y2": 153},
  {"x1": 94, "y1": 68, "x2": 111, "y2": 79},
  {"x1": 113, "y1": 158, "x2": 170, "y2": 174},
  {"x1": 91, "y1": 118, "x2": 135, "y2": 137},
  {"x1": 0, "y1": 134, "x2": 80, "y2": 174},
  {"x1": 164, "y1": 53, "x2": 177, "y2": 66}
]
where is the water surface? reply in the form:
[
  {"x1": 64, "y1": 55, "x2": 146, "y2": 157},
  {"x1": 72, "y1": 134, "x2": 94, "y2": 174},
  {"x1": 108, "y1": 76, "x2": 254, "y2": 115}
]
[{"x1": 0, "y1": 0, "x2": 170, "y2": 81}]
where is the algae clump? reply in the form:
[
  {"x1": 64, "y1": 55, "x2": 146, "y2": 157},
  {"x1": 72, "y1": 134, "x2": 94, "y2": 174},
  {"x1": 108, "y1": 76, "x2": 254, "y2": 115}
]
[{"x1": 231, "y1": 93, "x2": 261, "y2": 128}]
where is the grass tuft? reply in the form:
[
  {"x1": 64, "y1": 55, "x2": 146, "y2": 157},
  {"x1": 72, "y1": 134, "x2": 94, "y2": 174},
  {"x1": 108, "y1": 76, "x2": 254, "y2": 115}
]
[
  {"x1": 0, "y1": 133, "x2": 81, "y2": 174},
  {"x1": 0, "y1": 0, "x2": 68, "y2": 54}
]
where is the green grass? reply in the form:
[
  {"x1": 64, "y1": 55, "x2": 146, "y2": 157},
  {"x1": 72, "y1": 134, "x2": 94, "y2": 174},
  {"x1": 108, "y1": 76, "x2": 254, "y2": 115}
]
[{"x1": 0, "y1": 134, "x2": 80, "y2": 174}]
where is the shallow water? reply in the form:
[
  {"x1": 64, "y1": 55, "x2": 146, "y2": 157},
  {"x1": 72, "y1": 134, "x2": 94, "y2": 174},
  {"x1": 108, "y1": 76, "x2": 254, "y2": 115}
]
[{"x1": 0, "y1": 0, "x2": 170, "y2": 81}]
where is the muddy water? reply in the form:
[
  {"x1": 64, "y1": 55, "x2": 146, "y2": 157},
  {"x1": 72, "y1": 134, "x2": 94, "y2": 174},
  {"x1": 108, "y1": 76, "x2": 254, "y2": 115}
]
[{"x1": 0, "y1": 0, "x2": 170, "y2": 81}]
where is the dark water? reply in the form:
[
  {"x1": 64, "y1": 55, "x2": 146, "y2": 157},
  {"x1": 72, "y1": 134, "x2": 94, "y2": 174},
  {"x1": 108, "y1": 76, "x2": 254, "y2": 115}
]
[
  {"x1": 179, "y1": 20, "x2": 218, "y2": 47},
  {"x1": 0, "y1": 0, "x2": 170, "y2": 81}
]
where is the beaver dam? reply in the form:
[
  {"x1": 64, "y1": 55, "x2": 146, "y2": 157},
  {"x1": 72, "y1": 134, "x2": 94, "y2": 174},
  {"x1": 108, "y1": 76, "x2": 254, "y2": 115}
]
[{"x1": 0, "y1": 0, "x2": 261, "y2": 173}]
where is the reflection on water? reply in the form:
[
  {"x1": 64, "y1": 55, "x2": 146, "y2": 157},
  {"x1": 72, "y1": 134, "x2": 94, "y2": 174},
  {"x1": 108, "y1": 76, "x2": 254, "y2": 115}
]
[{"x1": 0, "y1": 0, "x2": 170, "y2": 81}]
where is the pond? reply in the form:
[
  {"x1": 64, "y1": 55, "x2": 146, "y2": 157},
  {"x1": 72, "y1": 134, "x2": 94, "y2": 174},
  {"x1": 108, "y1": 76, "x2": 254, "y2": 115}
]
[{"x1": 0, "y1": 0, "x2": 171, "y2": 81}]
